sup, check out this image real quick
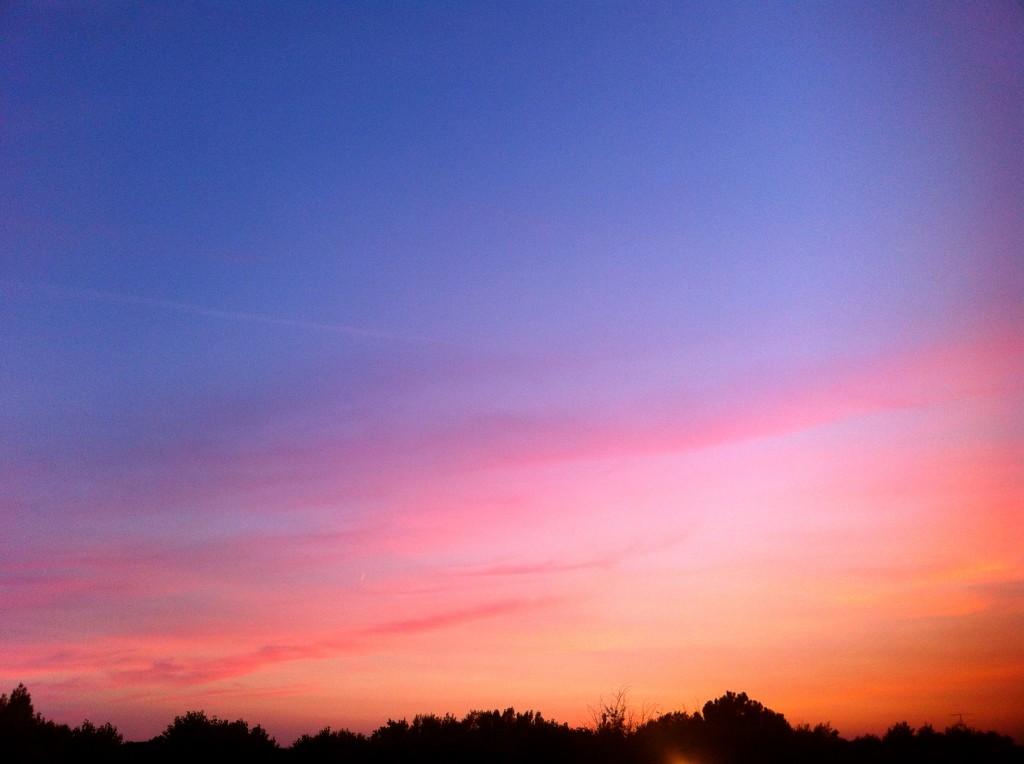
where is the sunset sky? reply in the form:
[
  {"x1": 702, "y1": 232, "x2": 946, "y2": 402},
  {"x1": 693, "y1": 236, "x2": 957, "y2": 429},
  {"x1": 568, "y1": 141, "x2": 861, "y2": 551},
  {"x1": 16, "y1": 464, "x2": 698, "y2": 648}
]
[{"x1": 2, "y1": 0, "x2": 1023, "y2": 745}]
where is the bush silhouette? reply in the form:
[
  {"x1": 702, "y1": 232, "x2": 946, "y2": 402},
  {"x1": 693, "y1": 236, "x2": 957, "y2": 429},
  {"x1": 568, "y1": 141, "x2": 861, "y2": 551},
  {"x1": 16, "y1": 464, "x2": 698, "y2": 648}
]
[
  {"x1": 2, "y1": 683, "x2": 1022, "y2": 762},
  {"x1": 155, "y1": 709, "x2": 279, "y2": 762},
  {"x1": 701, "y1": 690, "x2": 792, "y2": 762},
  {"x1": 0, "y1": 684, "x2": 123, "y2": 762}
]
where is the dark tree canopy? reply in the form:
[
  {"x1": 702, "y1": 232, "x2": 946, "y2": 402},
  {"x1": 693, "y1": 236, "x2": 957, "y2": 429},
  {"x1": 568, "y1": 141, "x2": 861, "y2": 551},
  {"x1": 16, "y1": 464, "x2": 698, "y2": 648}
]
[
  {"x1": 1, "y1": 683, "x2": 1021, "y2": 763},
  {"x1": 0, "y1": 683, "x2": 123, "y2": 762},
  {"x1": 153, "y1": 709, "x2": 278, "y2": 762}
]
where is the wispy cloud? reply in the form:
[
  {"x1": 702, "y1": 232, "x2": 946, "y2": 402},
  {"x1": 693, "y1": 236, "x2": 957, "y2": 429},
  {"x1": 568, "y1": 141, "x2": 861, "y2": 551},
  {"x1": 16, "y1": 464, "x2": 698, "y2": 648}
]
[
  {"x1": 461, "y1": 533, "x2": 693, "y2": 578},
  {"x1": 5, "y1": 598, "x2": 553, "y2": 688},
  {"x1": 3, "y1": 281, "x2": 446, "y2": 345},
  {"x1": 359, "y1": 598, "x2": 550, "y2": 638},
  {"x1": 108, "y1": 643, "x2": 346, "y2": 687}
]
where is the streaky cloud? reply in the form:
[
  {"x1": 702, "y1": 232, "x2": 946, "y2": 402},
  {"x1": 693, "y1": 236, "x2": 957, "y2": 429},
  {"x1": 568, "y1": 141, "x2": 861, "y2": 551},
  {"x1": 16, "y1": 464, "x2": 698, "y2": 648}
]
[
  {"x1": 3, "y1": 598, "x2": 556, "y2": 688},
  {"x1": 359, "y1": 598, "x2": 554, "y2": 637},
  {"x1": 2, "y1": 280, "x2": 447, "y2": 346},
  {"x1": 463, "y1": 533, "x2": 693, "y2": 578}
]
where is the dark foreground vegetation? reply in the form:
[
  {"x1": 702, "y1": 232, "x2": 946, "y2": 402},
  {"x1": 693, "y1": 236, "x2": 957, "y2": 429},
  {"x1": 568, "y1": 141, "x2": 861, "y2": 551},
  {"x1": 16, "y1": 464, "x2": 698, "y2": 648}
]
[{"x1": 2, "y1": 683, "x2": 1021, "y2": 763}]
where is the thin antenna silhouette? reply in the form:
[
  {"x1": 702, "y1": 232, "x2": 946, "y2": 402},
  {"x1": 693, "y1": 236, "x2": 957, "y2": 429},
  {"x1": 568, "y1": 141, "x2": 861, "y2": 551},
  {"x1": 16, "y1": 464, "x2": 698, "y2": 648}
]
[{"x1": 949, "y1": 712, "x2": 972, "y2": 727}]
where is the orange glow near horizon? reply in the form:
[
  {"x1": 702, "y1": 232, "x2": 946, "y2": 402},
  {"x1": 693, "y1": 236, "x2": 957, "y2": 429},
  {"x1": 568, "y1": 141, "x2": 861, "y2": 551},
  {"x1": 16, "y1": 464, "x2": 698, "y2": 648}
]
[
  {"x1": 8, "y1": 346, "x2": 1022, "y2": 742},
  {"x1": 3, "y1": 1, "x2": 1022, "y2": 749}
]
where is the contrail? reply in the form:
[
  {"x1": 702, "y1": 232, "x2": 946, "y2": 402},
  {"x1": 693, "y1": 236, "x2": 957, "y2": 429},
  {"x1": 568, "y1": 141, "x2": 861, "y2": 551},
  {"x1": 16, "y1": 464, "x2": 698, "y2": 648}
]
[{"x1": 4, "y1": 281, "x2": 447, "y2": 346}]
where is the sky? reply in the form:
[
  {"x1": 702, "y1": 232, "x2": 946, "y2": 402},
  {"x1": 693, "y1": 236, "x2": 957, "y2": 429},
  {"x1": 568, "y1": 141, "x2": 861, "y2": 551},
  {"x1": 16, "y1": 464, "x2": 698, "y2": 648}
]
[{"x1": 2, "y1": 0, "x2": 1023, "y2": 745}]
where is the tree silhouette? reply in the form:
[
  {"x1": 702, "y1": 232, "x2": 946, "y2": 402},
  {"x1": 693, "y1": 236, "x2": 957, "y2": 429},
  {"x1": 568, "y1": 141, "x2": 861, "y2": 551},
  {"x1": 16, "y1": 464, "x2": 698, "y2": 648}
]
[
  {"x1": 0, "y1": 684, "x2": 41, "y2": 760},
  {"x1": 2, "y1": 682, "x2": 1022, "y2": 762},
  {"x1": 790, "y1": 721, "x2": 846, "y2": 763},
  {"x1": 634, "y1": 709, "x2": 705, "y2": 764},
  {"x1": 701, "y1": 691, "x2": 792, "y2": 763},
  {"x1": 70, "y1": 718, "x2": 123, "y2": 758},
  {"x1": 291, "y1": 726, "x2": 368, "y2": 762},
  {"x1": 155, "y1": 709, "x2": 279, "y2": 762},
  {"x1": 0, "y1": 683, "x2": 124, "y2": 762}
]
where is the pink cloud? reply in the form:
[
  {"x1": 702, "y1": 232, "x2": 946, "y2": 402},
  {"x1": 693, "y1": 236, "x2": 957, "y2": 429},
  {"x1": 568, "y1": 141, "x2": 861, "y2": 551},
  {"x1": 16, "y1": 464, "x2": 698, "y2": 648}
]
[
  {"x1": 360, "y1": 598, "x2": 554, "y2": 638},
  {"x1": 4, "y1": 327, "x2": 1020, "y2": 743},
  {"x1": 107, "y1": 643, "x2": 346, "y2": 687},
  {"x1": 4, "y1": 595, "x2": 556, "y2": 691},
  {"x1": 10, "y1": 326, "x2": 1017, "y2": 541},
  {"x1": 460, "y1": 533, "x2": 693, "y2": 578}
]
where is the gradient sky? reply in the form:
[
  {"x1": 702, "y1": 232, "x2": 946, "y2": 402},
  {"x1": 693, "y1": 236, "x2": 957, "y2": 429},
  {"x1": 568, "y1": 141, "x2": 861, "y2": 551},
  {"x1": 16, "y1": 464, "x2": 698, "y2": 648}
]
[{"x1": 2, "y1": 0, "x2": 1023, "y2": 745}]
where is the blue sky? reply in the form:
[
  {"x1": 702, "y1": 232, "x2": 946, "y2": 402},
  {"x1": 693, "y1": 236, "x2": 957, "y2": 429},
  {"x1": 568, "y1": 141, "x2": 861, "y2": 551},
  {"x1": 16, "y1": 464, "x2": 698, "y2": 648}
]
[{"x1": 2, "y1": 0, "x2": 1023, "y2": 743}]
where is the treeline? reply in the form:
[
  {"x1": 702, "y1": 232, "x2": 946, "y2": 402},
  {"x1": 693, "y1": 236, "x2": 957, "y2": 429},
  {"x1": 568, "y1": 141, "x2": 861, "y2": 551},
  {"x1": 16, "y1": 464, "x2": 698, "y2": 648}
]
[{"x1": 2, "y1": 683, "x2": 1021, "y2": 763}]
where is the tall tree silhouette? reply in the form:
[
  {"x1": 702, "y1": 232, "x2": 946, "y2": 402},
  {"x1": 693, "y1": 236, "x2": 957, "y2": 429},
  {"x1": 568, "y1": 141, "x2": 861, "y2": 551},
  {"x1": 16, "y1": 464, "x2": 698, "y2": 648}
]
[
  {"x1": 701, "y1": 691, "x2": 792, "y2": 763},
  {"x1": 154, "y1": 709, "x2": 279, "y2": 762}
]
